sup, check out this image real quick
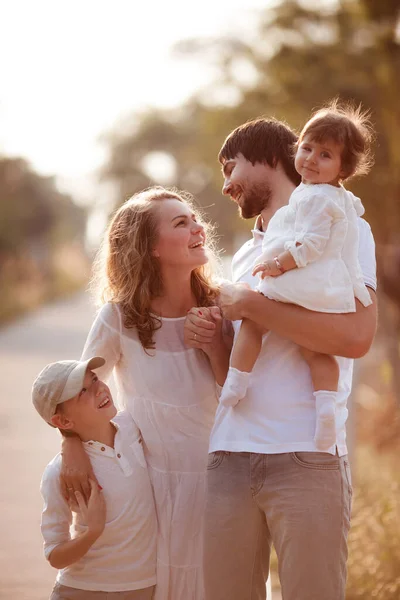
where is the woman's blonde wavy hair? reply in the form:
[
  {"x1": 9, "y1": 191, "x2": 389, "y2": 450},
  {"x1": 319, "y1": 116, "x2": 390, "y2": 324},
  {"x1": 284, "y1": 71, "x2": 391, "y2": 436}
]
[{"x1": 91, "y1": 186, "x2": 221, "y2": 351}]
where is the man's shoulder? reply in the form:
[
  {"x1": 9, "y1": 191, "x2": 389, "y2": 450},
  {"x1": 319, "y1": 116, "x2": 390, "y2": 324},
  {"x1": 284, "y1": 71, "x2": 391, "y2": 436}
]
[
  {"x1": 233, "y1": 237, "x2": 254, "y2": 259},
  {"x1": 231, "y1": 237, "x2": 256, "y2": 281}
]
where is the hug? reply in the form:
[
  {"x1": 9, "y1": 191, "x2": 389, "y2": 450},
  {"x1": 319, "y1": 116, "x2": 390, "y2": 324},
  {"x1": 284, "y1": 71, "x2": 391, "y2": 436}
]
[{"x1": 33, "y1": 101, "x2": 377, "y2": 600}]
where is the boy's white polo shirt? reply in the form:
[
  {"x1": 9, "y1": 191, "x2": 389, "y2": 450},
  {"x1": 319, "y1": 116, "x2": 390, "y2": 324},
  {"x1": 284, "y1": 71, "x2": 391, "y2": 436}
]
[
  {"x1": 209, "y1": 217, "x2": 377, "y2": 457},
  {"x1": 40, "y1": 411, "x2": 157, "y2": 592}
]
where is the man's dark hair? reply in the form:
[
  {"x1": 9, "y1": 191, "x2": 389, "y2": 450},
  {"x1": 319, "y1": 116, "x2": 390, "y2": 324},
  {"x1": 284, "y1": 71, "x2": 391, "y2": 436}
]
[{"x1": 218, "y1": 118, "x2": 301, "y2": 186}]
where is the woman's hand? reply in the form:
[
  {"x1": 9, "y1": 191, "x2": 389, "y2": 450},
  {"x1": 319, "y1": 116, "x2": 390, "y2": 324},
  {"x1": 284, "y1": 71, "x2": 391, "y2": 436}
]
[
  {"x1": 185, "y1": 306, "x2": 231, "y2": 385},
  {"x1": 60, "y1": 436, "x2": 98, "y2": 504},
  {"x1": 184, "y1": 307, "x2": 222, "y2": 356}
]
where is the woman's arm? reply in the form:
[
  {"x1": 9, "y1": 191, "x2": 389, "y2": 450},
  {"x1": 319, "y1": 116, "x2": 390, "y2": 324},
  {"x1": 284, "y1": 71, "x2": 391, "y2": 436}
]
[
  {"x1": 61, "y1": 303, "x2": 122, "y2": 501},
  {"x1": 184, "y1": 307, "x2": 232, "y2": 385},
  {"x1": 60, "y1": 435, "x2": 95, "y2": 502}
]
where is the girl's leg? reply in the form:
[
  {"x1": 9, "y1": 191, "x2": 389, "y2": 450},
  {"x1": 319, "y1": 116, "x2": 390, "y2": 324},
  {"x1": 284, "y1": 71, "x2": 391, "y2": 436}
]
[
  {"x1": 219, "y1": 318, "x2": 266, "y2": 408},
  {"x1": 300, "y1": 348, "x2": 340, "y2": 451}
]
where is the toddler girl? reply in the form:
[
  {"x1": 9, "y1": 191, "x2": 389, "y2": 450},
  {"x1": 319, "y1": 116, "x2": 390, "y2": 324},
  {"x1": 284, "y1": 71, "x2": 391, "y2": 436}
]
[{"x1": 220, "y1": 101, "x2": 374, "y2": 451}]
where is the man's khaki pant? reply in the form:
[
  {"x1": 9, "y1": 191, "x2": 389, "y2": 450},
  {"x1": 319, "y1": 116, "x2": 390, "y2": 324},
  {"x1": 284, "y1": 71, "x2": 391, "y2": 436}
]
[{"x1": 203, "y1": 451, "x2": 352, "y2": 600}]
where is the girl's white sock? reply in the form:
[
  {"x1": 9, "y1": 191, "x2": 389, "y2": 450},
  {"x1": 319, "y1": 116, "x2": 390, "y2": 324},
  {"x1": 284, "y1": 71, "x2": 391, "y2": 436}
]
[
  {"x1": 219, "y1": 367, "x2": 250, "y2": 408},
  {"x1": 314, "y1": 390, "x2": 337, "y2": 451}
]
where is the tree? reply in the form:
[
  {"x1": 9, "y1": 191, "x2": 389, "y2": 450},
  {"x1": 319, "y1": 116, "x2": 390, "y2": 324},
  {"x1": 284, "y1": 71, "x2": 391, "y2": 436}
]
[{"x1": 102, "y1": 0, "x2": 400, "y2": 397}]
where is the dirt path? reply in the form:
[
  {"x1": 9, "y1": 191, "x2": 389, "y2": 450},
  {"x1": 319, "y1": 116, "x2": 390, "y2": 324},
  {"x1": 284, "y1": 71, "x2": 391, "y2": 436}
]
[{"x1": 0, "y1": 294, "x2": 96, "y2": 600}]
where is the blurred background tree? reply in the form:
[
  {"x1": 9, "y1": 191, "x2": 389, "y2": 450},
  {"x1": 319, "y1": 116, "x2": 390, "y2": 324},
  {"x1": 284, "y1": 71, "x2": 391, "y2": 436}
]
[
  {"x1": 0, "y1": 156, "x2": 88, "y2": 321},
  {"x1": 1, "y1": 1, "x2": 400, "y2": 598},
  {"x1": 102, "y1": 0, "x2": 400, "y2": 403}
]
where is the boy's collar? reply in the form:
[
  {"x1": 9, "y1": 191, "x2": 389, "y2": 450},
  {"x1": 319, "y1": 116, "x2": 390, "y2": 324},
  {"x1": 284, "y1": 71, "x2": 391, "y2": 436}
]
[{"x1": 81, "y1": 420, "x2": 119, "y2": 450}]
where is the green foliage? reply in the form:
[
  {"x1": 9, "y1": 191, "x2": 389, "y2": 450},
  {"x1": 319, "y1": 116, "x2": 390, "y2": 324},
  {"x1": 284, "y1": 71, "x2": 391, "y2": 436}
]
[
  {"x1": 0, "y1": 156, "x2": 86, "y2": 254},
  {"x1": 347, "y1": 447, "x2": 400, "y2": 599},
  {"x1": 102, "y1": 0, "x2": 400, "y2": 250},
  {"x1": 0, "y1": 156, "x2": 88, "y2": 323}
]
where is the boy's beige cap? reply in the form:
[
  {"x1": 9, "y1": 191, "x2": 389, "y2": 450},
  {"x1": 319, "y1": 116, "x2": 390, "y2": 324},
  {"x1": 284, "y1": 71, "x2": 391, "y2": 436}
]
[{"x1": 32, "y1": 357, "x2": 105, "y2": 426}]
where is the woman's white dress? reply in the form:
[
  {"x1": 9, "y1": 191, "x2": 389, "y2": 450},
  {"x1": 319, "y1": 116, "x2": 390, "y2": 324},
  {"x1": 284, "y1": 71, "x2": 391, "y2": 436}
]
[
  {"x1": 81, "y1": 303, "x2": 217, "y2": 600},
  {"x1": 257, "y1": 182, "x2": 372, "y2": 311}
]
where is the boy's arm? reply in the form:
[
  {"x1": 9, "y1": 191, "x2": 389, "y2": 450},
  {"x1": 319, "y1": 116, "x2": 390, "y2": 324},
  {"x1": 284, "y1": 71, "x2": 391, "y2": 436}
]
[
  {"x1": 41, "y1": 466, "x2": 105, "y2": 570},
  {"x1": 48, "y1": 481, "x2": 105, "y2": 569},
  {"x1": 41, "y1": 460, "x2": 73, "y2": 564},
  {"x1": 48, "y1": 528, "x2": 103, "y2": 569}
]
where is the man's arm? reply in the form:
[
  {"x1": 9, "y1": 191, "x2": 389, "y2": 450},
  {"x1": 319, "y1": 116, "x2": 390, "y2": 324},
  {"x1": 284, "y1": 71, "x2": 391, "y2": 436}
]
[{"x1": 219, "y1": 283, "x2": 377, "y2": 359}]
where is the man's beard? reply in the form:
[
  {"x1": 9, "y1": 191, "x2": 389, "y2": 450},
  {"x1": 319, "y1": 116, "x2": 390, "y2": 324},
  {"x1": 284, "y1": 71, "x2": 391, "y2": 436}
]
[{"x1": 238, "y1": 182, "x2": 272, "y2": 219}]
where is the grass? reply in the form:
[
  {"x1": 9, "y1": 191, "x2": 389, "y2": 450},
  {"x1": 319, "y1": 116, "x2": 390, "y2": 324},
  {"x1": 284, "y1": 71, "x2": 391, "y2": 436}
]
[{"x1": 346, "y1": 449, "x2": 400, "y2": 598}]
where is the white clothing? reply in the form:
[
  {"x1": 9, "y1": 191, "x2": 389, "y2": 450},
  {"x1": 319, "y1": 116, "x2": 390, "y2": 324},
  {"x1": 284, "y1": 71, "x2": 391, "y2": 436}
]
[
  {"x1": 257, "y1": 183, "x2": 372, "y2": 312},
  {"x1": 40, "y1": 411, "x2": 157, "y2": 592},
  {"x1": 209, "y1": 216, "x2": 376, "y2": 457},
  {"x1": 81, "y1": 304, "x2": 217, "y2": 600}
]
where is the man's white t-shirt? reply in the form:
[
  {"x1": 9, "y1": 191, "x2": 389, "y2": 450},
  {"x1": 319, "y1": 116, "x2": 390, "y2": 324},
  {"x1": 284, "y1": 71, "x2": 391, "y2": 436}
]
[
  {"x1": 209, "y1": 217, "x2": 377, "y2": 457},
  {"x1": 40, "y1": 411, "x2": 157, "y2": 592}
]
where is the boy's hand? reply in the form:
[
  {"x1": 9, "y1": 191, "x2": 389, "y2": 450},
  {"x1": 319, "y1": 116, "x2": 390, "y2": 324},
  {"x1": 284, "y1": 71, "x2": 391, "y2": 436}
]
[
  {"x1": 252, "y1": 260, "x2": 281, "y2": 278},
  {"x1": 75, "y1": 479, "x2": 106, "y2": 539}
]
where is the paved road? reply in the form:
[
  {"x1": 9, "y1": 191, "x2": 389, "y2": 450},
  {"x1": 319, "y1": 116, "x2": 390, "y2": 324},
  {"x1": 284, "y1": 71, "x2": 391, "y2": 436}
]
[
  {"x1": 0, "y1": 293, "x2": 96, "y2": 600},
  {"x1": 0, "y1": 293, "x2": 280, "y2": 600}
]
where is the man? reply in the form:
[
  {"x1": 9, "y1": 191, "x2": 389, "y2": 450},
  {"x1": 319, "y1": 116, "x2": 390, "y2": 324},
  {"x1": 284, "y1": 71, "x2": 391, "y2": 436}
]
[{"x1": 185, "y1": 118, "x2": 377, "y2": 600}]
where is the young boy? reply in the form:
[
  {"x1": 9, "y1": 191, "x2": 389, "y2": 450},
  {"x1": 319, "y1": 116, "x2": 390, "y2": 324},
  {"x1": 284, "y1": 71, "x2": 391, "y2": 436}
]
[{"x1": 32, "y1": 356, "x2": 157, "y2": 600}]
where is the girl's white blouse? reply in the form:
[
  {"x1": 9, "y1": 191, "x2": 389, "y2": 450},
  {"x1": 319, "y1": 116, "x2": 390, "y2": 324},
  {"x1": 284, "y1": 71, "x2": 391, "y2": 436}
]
[
  {"x1": 257, "y1": 182, "x2": 372, "y2": 312},
  {"x1": 81, "y1": 303, "x2": 217, "y2": 600}
]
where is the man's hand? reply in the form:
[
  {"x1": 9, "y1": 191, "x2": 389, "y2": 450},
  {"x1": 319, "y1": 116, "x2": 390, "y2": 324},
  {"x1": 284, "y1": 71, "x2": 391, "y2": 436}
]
[
  {"x1": 75, "y1": 479, "x2": 106, "y2": 539},
  {"x1": 219, "y1": 282, "x2": 252, "y2": 322}
]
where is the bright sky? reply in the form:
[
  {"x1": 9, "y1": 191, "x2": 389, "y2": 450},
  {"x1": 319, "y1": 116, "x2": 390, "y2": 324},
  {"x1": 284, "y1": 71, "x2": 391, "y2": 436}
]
[{"x1": 0, "y1": 0, "x2": 271, "y2": 202}]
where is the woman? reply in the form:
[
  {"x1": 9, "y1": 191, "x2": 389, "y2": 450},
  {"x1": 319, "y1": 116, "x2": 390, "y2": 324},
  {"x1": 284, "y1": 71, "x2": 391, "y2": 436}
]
[{"x1": 61, "y1": 187, "x2": 230, "y2": 599}]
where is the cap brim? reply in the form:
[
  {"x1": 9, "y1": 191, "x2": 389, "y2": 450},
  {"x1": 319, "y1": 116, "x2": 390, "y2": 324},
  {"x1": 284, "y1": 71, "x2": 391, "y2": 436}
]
[
  {"x1": 86, "y1": 356, "x2": 106, "y2": 371},
  {"x1": 59, "y1": 356, "x2": 106, "y2": 403}
]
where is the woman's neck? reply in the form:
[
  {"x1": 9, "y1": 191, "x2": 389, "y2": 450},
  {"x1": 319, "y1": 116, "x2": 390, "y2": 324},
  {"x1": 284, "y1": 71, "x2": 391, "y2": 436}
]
[{"x1": 151, "y1": 269, "x2": 196, "y2": 318}]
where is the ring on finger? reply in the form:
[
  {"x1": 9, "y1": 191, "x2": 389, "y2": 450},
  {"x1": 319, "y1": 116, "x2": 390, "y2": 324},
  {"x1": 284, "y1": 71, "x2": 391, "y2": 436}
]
[
  {"x1": 194, "y1": 333, "x2": 197, "y2": 341},
  {"x1": 67, "y1": 487, "x2": 74, "y2": 492}
]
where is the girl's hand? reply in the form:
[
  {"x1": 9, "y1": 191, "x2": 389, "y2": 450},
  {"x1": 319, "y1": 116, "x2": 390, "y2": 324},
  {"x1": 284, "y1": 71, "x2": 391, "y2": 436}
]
[
  {"x1": 75, "y1": 479, "x2": 106, "y2": 539},
  {"x1": 60, "y1": 436, "x2": 98, "y2": 504},
  {"x1": 253, "y1": 260, "x2": 281, "y2": 278}
]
